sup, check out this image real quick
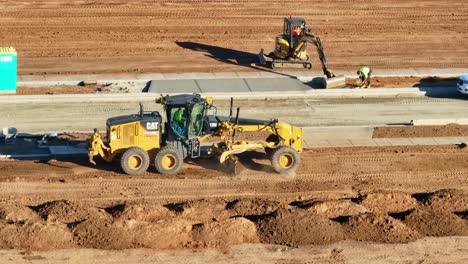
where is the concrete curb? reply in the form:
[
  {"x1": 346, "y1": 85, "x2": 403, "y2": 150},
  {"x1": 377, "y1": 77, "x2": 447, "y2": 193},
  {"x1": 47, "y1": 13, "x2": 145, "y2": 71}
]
[
  {"x1": 0, "y1": 88, "x2": 437, "y2": 103},
  {"x1": 411, "y1": 118, "x2": 468, "y2": 126},
  {"x1": 17, "y1": 68, "x2": 468, "y2": 86}
]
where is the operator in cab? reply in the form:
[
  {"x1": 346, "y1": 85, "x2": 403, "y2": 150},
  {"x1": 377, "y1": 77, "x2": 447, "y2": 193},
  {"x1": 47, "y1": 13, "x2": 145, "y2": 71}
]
[{"x1": 172, "y1": 108, "x2": 186, "y2": 135}]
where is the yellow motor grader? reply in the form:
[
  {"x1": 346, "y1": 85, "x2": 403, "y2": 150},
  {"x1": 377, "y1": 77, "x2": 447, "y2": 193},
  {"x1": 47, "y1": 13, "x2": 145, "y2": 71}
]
[{"x1": 88, "y1": 94, "x2": 302, "y2": 176}]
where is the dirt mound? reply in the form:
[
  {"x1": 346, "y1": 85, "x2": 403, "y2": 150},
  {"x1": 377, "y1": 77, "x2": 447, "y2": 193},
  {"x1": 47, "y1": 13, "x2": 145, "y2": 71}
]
[
  {"x1": 256, "y1": 208, "x2": 344, "y2": 247},
  {"x1": 422, "y1": 189, "x2": 468, "y2": 212},
  {"x1": 0, "y1": 221, "x2": 75, "y2": 250},
  {"x1": 403, "y1": 209, "x2": 468, "y2": 237},
  {"x1": 108, "y1": 201, "x2": 176, "y2": 222},
  {"x1": 131, "y1": 219, "x2": 193, "y2": 249},
  {"x1": 226, "y1": 198, "x2": 281, "y2": 216},
  {"x1": 33, "y1": 200, "x2": 109, "y2": 224},
  {"x1": 0, "y1": 203, "x2": 42, "y2": 223},
  {"x1": 71, "y1": 218, "x2": 134, "y2": 249},
  {"x1": 166, "y1": 199, "x2": 233, "y2": 223},
  {"x1": 343, "y1": 213, "x2": 421, "y2": 243},
  {"x1": 359, "y1": 192, "x2": 418, "y2": 214},
  {"x1": 192, "y1": 218, "x2": 259, "y2": 250},
  {"x1": 302, "y1": 199, "x2": 368, "y2": 218}
]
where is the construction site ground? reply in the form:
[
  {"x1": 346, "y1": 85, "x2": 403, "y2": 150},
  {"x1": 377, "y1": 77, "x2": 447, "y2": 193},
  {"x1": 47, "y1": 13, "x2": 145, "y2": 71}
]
[
  {"x1": 1, "y1": 0, "x2": 467, "y2": 75},
  {"x1": 0, "y1": 143, "x2": 467, "y2": 263},
  {"x1": 0, "y1": 95, "x2": 468, "y2": 262},
  {"x1": 1, "y1": 0, "x2": 468, "y2": 262}
]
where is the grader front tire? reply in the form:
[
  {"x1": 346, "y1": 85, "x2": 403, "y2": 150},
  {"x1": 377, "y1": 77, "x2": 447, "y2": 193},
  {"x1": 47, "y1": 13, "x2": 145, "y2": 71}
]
[{"x1": 270, "y1": 146, "x2": 300, "y2": 174}]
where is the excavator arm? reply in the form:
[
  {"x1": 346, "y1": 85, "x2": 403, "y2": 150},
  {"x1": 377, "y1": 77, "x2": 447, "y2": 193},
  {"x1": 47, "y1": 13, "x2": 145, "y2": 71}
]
[{"x1": 293, "y1": 33, "x2": 336, "y2": 78}]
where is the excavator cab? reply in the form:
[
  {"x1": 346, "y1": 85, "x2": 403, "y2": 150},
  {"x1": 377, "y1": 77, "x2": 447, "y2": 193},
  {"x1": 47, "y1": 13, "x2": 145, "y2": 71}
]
[
  {"x1": 273, "y1": 17, "x2": 309, "y2": 62},
  {"x1": 283, "y1": 17, "x2": 307, "y2": 53}
]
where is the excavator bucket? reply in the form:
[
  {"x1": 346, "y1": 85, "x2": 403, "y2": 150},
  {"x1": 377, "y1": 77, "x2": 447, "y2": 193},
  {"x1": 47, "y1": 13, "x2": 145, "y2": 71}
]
[
  {"x1": 309, "y1": 75, "x2": 346, "y2": 89},
  {"x1": 258, "y1": 49, "x2": 273, "y2": 66}
]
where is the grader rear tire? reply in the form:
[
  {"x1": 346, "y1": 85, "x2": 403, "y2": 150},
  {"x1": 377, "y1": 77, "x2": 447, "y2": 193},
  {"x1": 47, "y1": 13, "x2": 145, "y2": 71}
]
[
  {"x1": 270, "y1": 146, "x2": 300, "y2": 174},
  {"x1": 120, "y1": 147, "x2": 150, "y2": 176},
  {"x1": 155, "y1": 146, "x2": 183, "y2": 175}
]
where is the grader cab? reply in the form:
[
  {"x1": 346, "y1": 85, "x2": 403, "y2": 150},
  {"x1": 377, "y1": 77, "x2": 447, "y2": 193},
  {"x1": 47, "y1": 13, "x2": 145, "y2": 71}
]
[{"x1": 88, "y1": 94, "x2": 303, "y2": 176}]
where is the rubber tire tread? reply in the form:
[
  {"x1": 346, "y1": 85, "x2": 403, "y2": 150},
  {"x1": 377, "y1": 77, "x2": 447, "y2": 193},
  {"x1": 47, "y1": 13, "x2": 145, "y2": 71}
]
[
  {"x1": 120, "y1": 147, "x2": 150, "y2": 176},
  {"x1": 154, "y1": 146, "x2": 183, "y2": 175},
  {"x1": 270, "y1": 146, "x2": 301, "y2": 174}
]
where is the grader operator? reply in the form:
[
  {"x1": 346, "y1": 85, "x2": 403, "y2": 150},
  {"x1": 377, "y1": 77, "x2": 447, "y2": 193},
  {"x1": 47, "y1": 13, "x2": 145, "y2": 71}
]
[{"x1": 88, "y1": 94, "x2": 302, "y2": 176}]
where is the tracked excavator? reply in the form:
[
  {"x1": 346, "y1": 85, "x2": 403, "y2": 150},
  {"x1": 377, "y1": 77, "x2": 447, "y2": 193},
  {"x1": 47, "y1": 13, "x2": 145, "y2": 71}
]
[
  {"x1": 88, "y1": 94, "x2": 302, "y2": 176},
  {"x1": 259, "y1": 17, "x2": 345, "y2": 88}
]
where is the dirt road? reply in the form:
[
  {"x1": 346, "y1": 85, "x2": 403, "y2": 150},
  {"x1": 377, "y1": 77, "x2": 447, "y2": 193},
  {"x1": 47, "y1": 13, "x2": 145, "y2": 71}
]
[
  {"x1": 1, "y1": 0, "x2": 467, "y2": 75},
  {"x1": 0, "y1": 144, "x2": 467, "y2": 252}
]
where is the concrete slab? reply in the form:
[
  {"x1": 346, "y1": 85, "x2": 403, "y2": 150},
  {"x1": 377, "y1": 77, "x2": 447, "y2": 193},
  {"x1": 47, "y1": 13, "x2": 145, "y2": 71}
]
[
  {"x1": 328, "y1": 139, "x2": 353, "y2": 147},
  {"x1": 411, "y1": 118, "x2": 468, "y2": 126},
  {"x1": 408, "y1": 137, "x2": 438, "y2": 145},
  {"x1": 196, "y1": 78, "x2": 251, "y2": 93},
  {"x1": 213, "y1": 72, "x2": 240, "y2": 78},
  {"x1": 386, "y1": 138, "x2": 415, "y2": 146},
  {"x1": 303, "y1": 126, "x2": 374, "y2": 141},
  {"x1": 148, "y1": 79, "x2": 201, "y2": 94},
  {"x1": 433, "y1": 137, "x2": 463, "y2": 145},
  {"x1": 372, "y1": 138, "x2": 390, "y2": 146},
  {"x1": 135, "y1": 73, "x2": 165, "y2": 80},
  {"x1": 304, "y1": 139, "x2": 332, "y2": 148},
  {"x1": 245, "y1": 77, "x2": 309, "y2": 92},
  {"x1": 349, "y1": 139, "x2": 378, "y2": 147}
]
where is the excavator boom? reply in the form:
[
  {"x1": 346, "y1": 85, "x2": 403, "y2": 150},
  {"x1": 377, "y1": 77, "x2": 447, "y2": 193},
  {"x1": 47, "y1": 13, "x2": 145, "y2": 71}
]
[{"x1": 293, "y1": 33, "x2": 335, "y2": 78}]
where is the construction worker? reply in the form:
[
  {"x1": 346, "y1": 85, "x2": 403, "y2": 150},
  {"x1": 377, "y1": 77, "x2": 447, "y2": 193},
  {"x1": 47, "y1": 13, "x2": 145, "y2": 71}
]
[
  {"x1": 357, "y1": 66, "x2": 372, "y2": 88},
  {"x1": 292, "y1": 26, "x2": 302, "y2": 36},
  {"x1": 172, "y1": 108, "x2": 186, "y2": 135}
]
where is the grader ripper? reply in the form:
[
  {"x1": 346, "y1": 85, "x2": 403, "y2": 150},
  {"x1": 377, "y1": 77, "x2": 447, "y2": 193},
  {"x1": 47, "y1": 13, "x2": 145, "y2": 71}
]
[{"x1": 88, "y1": 94, "x2": 302, "y2": 176}]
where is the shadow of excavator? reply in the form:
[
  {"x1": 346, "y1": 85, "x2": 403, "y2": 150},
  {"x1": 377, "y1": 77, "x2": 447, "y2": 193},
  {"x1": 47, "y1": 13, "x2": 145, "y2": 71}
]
[
  {"x1": 176, "y1": 41, "x2": 298, "y2": 79},
  {"x1": 176, "y1": 41, "x2": 259, "y2": 67}
]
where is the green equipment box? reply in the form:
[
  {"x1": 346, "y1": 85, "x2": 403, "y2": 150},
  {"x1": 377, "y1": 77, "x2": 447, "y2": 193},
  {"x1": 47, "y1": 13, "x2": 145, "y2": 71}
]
[{"x1": 0, "y1": 47, "x2": 17, "y2": 93}]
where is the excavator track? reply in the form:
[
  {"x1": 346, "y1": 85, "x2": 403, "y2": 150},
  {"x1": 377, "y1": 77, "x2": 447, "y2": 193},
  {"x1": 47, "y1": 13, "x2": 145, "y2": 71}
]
[{"x1": 271, "y1": 59, "x2": 312, "y2": 69}]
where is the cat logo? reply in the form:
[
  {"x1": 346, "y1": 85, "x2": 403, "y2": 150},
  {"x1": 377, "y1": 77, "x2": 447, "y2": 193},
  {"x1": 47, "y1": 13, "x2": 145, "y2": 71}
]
[{"x1": 146, "y1": 122, "x2": 158, "y2": 131}]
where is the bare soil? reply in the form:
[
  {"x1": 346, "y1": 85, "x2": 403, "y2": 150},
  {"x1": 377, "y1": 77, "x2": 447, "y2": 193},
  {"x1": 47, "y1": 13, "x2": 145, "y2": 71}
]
[
  {"x1": 0, "y1": 144, "x2": 466, "y2": 251},
  {"x1": 16, "y1": 85, "x2": 99, "y2": 95},
  {"x1": 1, "y1": 1, "x2": 466, "y2": 75},
  {"x1": 345, "y1": 76, "x2": 459, "y2": 88},
  {"x1": 373, "y1": 124, "x2": 468, "y2": 138}
]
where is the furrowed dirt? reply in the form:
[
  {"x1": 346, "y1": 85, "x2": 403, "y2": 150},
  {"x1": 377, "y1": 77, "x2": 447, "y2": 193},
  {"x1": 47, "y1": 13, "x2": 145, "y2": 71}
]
[
  {"x1": 0, "y1": 144, "x2": 467, "y2": 250},
  {"x1": 0, "y1": 1, "x2": 467, "y2": 75},
  {"x1": 373, "y1": 124, "x2": 468, "y2": 138}
]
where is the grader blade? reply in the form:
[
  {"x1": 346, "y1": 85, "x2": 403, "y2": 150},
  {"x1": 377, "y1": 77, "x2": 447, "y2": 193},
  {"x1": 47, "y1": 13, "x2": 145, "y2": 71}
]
[{"x1": 221, "y1": 155, "x2": 246, "y2": 175}]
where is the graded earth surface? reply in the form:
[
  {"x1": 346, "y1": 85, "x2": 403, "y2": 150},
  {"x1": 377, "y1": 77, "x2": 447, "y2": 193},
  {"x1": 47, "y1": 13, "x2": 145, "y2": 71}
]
[{"x1": 0, "y1": 0, "x2": 467, "y2": 75}]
